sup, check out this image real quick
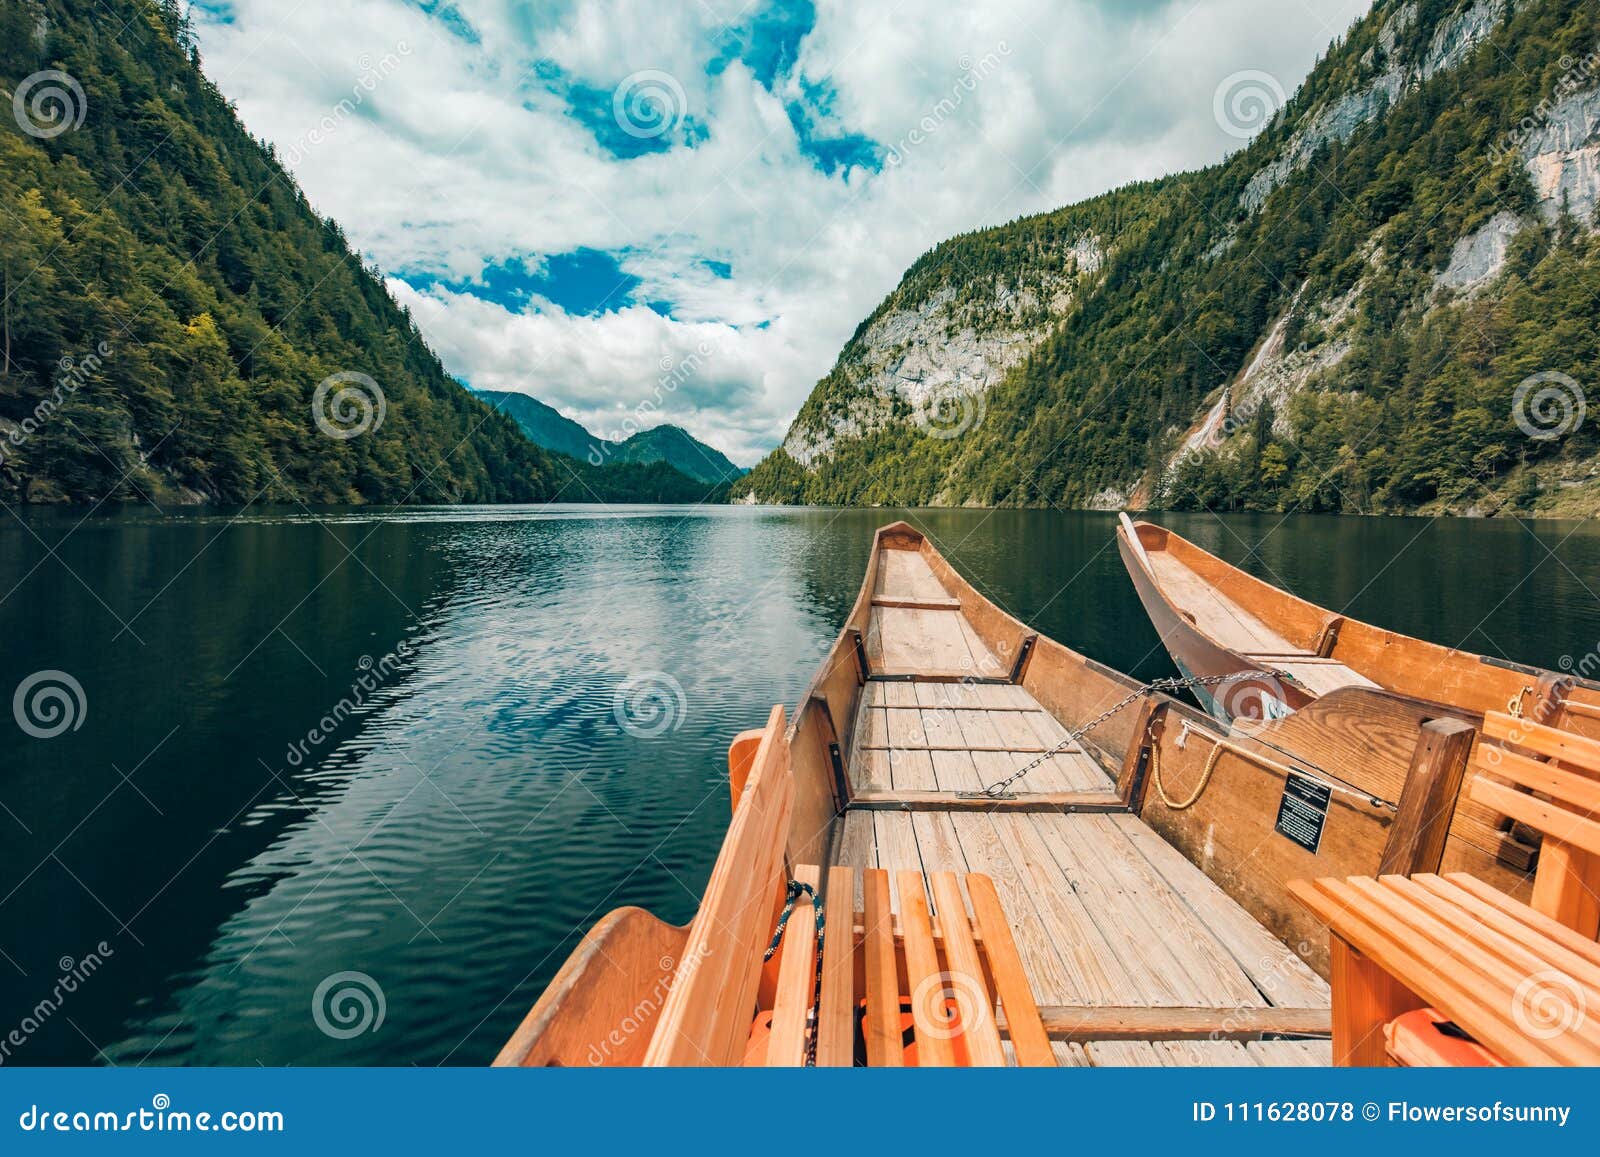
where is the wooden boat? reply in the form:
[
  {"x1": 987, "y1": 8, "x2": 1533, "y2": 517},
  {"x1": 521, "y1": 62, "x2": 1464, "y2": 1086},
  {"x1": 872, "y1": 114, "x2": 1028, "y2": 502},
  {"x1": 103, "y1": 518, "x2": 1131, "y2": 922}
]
[
  {"x1": 494, "y1": 522, "x2": 1541, "y2": 1068},
  {"x1": 1117, "y1": 513, "x2": 1600, "y2": 734},
  {"x1": 1118, "y1": 512, "x2": 1600, "y2": 883}
]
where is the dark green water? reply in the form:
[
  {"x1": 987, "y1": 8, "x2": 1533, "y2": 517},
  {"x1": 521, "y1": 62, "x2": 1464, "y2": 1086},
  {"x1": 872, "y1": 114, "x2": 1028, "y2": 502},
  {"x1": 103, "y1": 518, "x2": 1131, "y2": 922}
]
[{"x1": 4, "y1": 505, "x2": 1600, "y2": 1066}]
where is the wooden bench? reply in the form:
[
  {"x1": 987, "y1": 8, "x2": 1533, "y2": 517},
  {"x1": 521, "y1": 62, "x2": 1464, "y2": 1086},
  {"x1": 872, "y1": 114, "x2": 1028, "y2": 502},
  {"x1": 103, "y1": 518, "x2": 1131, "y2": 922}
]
[
  {"x1": 497, "y1": 704, "x2": 1054, "y2": 1067},
  {"x1": 1290, "y1": 711, "x2": 1600, "y2": 1065},
  {"x1": 747, "y1": 865, "x2": 1056, "y2": 1066}
]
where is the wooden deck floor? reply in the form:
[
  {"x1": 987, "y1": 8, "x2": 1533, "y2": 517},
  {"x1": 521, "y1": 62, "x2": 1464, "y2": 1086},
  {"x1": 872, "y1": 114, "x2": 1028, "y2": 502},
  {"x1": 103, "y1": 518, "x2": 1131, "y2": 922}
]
[{"x1": 836, "y1": 545, "x2": 1332, "y2": 1065}]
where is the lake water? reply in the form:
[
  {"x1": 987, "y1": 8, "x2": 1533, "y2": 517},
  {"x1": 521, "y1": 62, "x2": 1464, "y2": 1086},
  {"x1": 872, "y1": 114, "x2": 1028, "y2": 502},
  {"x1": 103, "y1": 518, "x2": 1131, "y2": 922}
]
[{"x1": 5, "y1": 505, "x2": 1600, "y2": 1066}]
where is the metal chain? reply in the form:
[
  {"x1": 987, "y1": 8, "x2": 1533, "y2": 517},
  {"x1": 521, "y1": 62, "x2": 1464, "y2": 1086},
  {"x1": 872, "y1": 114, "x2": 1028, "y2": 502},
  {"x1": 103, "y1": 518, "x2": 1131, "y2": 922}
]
[{"x1": 979, "y1": 669, "x2": 1291, "y2": 798}]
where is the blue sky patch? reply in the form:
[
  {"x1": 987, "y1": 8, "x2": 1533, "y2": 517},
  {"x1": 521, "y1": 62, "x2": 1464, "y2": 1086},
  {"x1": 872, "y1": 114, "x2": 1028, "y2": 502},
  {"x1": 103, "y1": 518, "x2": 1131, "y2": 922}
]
[
  {"x1": 404, "y1": 249, "x2": 646, "y2": 317},
  {"x1": 703, "y1": 259, "x2": 733, "y2": 279},
  {"x1": 710, "y1": 0, "x2": 815, "y2": 86},
  {"x1": 406, "y1": 0, "x2": 480, "y2": 45}
]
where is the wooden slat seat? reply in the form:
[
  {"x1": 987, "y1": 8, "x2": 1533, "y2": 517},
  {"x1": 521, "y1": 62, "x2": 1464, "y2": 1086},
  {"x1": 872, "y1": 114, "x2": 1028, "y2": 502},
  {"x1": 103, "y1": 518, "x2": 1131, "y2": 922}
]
[
  {"x1": 757, "y1": 865, "x2": 1055, "y2": 1066},
  {"x1": 1290, "y1": 710, "x2": 1600, "y2": 1066}
]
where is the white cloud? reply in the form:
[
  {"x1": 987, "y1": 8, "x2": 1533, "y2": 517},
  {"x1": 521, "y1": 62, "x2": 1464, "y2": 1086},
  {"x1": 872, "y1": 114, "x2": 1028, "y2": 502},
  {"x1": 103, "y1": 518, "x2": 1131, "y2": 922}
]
[{"x1": 193, "y1": 0, "x2": 1369, "y2": 465}]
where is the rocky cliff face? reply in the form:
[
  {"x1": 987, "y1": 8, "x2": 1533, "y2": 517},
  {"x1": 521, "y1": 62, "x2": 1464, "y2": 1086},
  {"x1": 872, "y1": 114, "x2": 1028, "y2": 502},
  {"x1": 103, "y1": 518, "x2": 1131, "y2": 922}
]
[
  {"x1": 780, "y1": 233, "x2": 1104, "y2": 467},
  {"x1": 736, "y1": 0, "x2": 1600, "y2": 516}
]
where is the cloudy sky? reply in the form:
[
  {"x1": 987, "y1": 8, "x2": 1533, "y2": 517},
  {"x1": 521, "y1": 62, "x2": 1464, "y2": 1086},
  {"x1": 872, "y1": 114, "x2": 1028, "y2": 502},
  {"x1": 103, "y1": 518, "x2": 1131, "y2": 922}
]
[{"x1": 191, "y1": 0, "x2": 1370, "y2": 464}]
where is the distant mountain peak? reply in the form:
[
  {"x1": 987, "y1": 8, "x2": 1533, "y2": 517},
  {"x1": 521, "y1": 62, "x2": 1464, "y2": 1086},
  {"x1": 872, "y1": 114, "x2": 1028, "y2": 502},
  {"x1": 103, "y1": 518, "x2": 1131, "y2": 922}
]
[{"x1": 474, "y1": 391, "x2": 744, "y2": 486}]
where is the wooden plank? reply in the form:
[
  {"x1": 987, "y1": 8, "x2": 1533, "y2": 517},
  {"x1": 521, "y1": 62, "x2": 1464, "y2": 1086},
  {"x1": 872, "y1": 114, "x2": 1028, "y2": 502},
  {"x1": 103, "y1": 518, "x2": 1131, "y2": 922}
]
[
  {"x1": 929, "y1": 873, "x2": 1008, "y2": 1066},
  {"x1": 1041, "y1": 815, "x2": 1237, "y2": 1008},
  {"x1": 988, "y1": 709, "x2": 1069, "y2": 789},
  {"x1": 847, "y1": 790, "x2": 1125, "y2": 813},
  {"x1": 954, "y1": 708, "x2": 1005, "y2": 750},
  {"x1": 955, "y1": 614, "x2": 1004, "y2": 677},
  {"x1": 966, "y1": 873, "x2": 1054, "y2": 1066},
  {"x1": 929, "y1": 749, "x2": 983, "y2": 792},
  {"x1": 1478, "y1": 744, "x2": 1600, "y2": 811},
  {"x1": 876, "y1": 548, "x2": 949, "y2": 602},
  {"x1": 911, "y1": 810, "x2": 968, "y2": 875},
  {"x1": 919, "y1": 706, "x2": 967, "y2": 749},
  {"x1": 834, "y1": 809, "x2": 875, "y2": 911},
  {"x1": 949, "y1": 813, "x2": 1083, "y2": 1006},
  {"x1": 1379, "y1": 718, "x2": 1476, "y2": 876},
  {"x1": 816, "y1": 866, "x2": 857, "y2": 1067},
  {"x1": 1049, "y1": 1042, "x2": 1090, "y2": 1066},
  {"x1": 1437, "y1": 873, "x2": 1600, "y2": 968},
  {"x1": 888, "y1": 748, "x2": 938, "y2": 792},
  {"x1": 766, "y1": 865, "x2": 820, "y2": 1066},
  {"x1": 876, "y1": 606, "x2": 977, "y2": 674},
  {"x1": 1396, "y1": 876, "x2": 1600, "y2": 992},
  {"x1": 1157, "y1": 1039, "x2": 1254, "y2": 1066},
  {"x1": 1246, "y1": 1039, "x2": 1332, "y2": 1066},
  {"x1": 1111, "y1": 814, "x2": 1329, "y2": 1009},
  {"x1": 1081, "y1": 815, "x2": 1264, "y2": 1008},
  {"x1": 1085, "y1": 1041, "x2": 1164, "y2": 1066},
  {"x1": 1472, "y1": 777, "x2": 1600, "y2": 857},
  {"x1": 1482, "y1": 710, "x2": 1600, "y2": 769},
  {"x1": 984, "y1": 812, "x2": 1138, "y2": 1007},
  {"x1": 872, "y1": 595, "x2": 961, "y2": 610},
  {"x1": 898, "y1": 870, "x2": 956, "y2": 1067},
  {"x1": 855, "y1": 750, "x2": 890, "y2": 793},
  {"x1": 886, "y1": 707, "x2": 929, "y2": 750},
  {"x1": 879, "y1": 681, "x2": 919, "y2": 708},
  {"x1": 1029, "y1": 1005, "x2": 1331, "y2": 1041},
  {"x1": 873, "y1": 810, "x2": 923, "y2": 914},
  {"x1": 861, "y1": 869, "x2": 902, "y2": 1068}
]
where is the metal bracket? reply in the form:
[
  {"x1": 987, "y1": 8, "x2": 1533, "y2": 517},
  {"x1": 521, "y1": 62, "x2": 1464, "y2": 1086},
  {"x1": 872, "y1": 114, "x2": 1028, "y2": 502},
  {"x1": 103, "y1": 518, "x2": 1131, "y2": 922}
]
[
  {"x1": 1009, "y1": 634, "x2": 1037, "y2": 683},
  {"x1": 849, "y1": 628, "x2": 870, "y2": 683}
]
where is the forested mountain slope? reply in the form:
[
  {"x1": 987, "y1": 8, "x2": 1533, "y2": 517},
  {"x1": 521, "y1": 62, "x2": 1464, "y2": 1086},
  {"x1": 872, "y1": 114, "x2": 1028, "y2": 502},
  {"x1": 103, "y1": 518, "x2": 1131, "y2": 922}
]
[
  {"x1": 0, "y1": 0, "x2": 556, "y2": 504},
  {"x1": 734, "y1": 0, "x2": 1600, "y2": 517}
]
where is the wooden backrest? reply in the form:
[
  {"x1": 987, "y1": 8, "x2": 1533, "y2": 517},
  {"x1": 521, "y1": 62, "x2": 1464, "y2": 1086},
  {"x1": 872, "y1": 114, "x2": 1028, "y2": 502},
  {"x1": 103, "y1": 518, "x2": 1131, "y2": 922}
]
[
  {"x1": 642, "y1": 704, "x2": 792, "y2": 1065},
  {"x1": 1472, "y1": 712, "x2": 1600, "y2": 936}
]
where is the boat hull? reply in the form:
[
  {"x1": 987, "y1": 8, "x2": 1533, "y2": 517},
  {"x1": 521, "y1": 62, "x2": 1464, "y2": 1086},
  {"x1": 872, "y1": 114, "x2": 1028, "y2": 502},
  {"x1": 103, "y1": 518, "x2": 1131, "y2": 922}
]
[{"x1": 1116, "y1": 527, "x2": 1314, "y2": 724}]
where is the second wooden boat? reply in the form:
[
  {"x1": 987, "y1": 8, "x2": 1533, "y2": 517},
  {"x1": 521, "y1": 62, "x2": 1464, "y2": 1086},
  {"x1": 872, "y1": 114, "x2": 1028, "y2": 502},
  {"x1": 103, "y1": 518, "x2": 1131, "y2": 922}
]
[
  {"x1": 494, "y1": 522, "x2": 1541, "y2": 1068},
  {"x1": 1116, "y1": 513, "x2": 1600, "y2": 735}
]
